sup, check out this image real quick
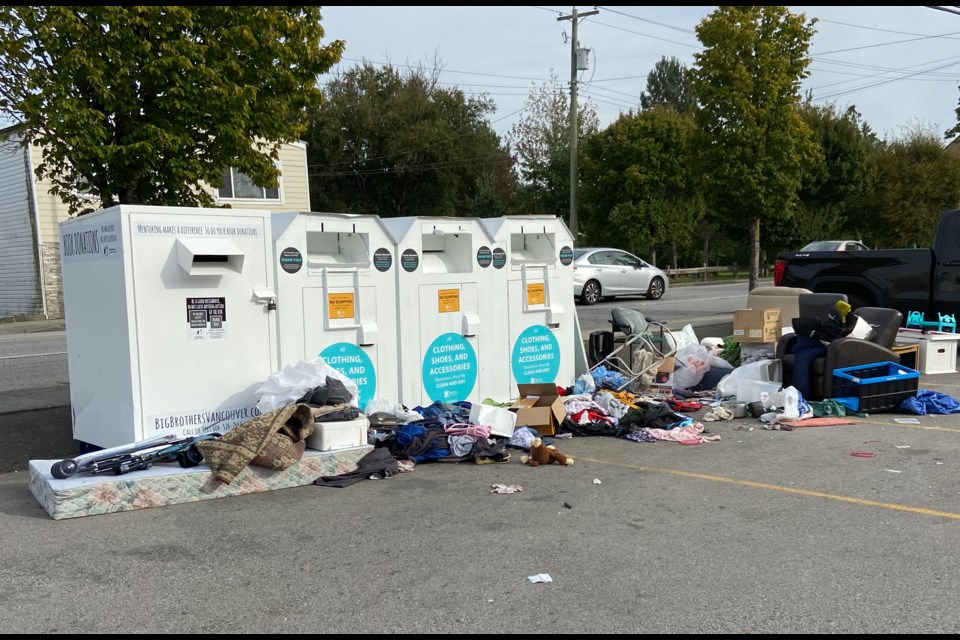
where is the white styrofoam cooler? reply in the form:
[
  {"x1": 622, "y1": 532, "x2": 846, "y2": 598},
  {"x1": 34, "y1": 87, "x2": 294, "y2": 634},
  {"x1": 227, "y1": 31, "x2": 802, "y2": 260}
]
[
  {"x1": 896, "y1": 331, "x2": 959, "y2": 374},
  {"x1": 307, "y1": 416, "x2": 370, "y2": 452}
]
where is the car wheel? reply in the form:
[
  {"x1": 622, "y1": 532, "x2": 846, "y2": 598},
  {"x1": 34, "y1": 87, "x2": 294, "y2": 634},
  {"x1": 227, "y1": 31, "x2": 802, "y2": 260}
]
[
  {"x1": 646, "y1": 277, "x2": 665, "y2": 300},
  {"x1": 580, "y1": 280, "x2": 601, "y2": 305}
]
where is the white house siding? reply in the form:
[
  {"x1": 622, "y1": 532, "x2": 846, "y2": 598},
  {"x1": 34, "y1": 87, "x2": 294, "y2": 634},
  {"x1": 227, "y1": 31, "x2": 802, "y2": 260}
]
[
  {"x1": 212, "y1": 142, "x2": 312, "y2": 212},
  {"x1": 29, "y1": 143, "x2": 70, "y2": 318},
  {"x1": 0, "y1": 137, "x2": 42, "y2": 318},
  {"x1": 30, "y1": 140, "x2": 312, "y2": 319}
]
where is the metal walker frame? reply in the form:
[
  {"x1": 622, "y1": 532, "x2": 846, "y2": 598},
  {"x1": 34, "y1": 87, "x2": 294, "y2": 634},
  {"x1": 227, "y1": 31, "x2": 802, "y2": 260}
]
[{"x1": 588, "y1": 321, "x2": 677, "y2": 392}]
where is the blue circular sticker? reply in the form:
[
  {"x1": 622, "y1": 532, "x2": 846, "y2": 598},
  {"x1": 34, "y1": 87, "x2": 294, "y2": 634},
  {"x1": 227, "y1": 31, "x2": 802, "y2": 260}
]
[
  {"x1": 319, "y1": 343, "x2": 376, "y2": 410},
  {"x1": 512, "y1": 324, "x2": 561, "y2": 384},
  {"x1": 421, "y1": 333, "x2": 477, "y2": 402}
]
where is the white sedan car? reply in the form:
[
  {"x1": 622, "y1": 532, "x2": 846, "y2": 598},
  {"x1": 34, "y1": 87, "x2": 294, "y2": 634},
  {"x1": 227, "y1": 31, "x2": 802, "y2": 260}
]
[
  {"x1": 800, "y1": 240, "x2": 870, "y2": 251},
  {"x1": 572, "y1": 247, "x2": 669, "y2": 305}
]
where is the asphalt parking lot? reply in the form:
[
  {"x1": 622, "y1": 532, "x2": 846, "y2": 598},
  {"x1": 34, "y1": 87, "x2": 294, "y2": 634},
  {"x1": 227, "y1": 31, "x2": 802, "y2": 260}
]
[{"x1": 4, "y1": 360, "x2": 960, "y2": 632}]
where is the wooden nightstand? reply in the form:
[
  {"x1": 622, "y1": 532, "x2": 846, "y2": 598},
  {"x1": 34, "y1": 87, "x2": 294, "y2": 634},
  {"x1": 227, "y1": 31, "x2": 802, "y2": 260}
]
[{"x1": 892, "y1": 343, "x2": 919, "y2": 371}]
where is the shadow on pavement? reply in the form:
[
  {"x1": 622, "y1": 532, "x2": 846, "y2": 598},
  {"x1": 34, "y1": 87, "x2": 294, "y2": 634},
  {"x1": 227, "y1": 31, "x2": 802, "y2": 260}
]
[{"x1": 0, "y1": 407, "x2": 77, "y2": 473}]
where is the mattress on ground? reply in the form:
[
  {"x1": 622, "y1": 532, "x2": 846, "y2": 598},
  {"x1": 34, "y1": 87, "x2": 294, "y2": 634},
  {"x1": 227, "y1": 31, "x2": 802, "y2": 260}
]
[{"x1": 29, "y1": 445, "x2": 372, "y2": 520}]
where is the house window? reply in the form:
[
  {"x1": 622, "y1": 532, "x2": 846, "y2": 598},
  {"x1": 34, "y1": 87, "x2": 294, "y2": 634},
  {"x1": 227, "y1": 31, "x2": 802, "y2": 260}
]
[{"x1": 217, "y1": 167, "x2": 280, "y2": 201}]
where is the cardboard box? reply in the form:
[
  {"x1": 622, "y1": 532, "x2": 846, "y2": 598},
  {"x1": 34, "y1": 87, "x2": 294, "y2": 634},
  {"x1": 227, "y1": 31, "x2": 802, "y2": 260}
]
[
  {"x1": 647, "y1": 355, "x2": 675, "y2": 398},
  {"x1": 732, "y1": 308, "x2": 782, "y2": 344},
  {"x1": 510, "y1": 383, "x2": 567, "y2": 436}
]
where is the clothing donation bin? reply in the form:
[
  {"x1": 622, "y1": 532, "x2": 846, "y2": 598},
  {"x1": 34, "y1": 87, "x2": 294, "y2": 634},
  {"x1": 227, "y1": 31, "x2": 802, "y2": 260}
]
[
  {"x1": 481, "y1": 215, "x2": 576, "y2": 398},
  {"x1": 382, "y1": 217, "x2": 499, "y2": 407},
  {"x1": 59, "y1": 205, "x2": 278, "y2": 449},
  {"x1": 271, "y1": 211, "x2": 399, "y2": 410}
]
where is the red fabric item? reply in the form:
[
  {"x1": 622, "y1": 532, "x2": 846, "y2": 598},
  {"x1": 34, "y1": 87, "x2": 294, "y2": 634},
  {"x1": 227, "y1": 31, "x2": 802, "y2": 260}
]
[{"x1": 667, "y1": 399, "x2": 701, "y2": 412}]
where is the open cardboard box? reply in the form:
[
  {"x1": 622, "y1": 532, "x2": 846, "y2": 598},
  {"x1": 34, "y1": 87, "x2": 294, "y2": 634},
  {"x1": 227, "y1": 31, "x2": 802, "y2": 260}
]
[
  {"x1": 647, "y1": 355, "x2": 675, "y2": 398},
  {"x1": 510, "y1": 383, "x2": 567, "y2": 436}
]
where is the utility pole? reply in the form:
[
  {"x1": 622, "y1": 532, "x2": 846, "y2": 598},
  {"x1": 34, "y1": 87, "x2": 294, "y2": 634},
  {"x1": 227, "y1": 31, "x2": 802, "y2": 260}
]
[{"x1": 557, "y1": 6, "x2": 597, "y2": 244}]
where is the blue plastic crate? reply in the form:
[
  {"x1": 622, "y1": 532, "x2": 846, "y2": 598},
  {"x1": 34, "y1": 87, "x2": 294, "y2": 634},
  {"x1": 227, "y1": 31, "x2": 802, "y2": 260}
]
[{"x1": 831, "y1": 361, "x2": 920, "y2": 412}]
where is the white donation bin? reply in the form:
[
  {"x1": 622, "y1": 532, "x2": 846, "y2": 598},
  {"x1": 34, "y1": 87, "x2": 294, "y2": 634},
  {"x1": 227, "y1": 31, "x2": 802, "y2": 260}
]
[
  {"x1": 382, "y1": 217, "x2": 497, "y2": 407},
  {"x1": 271, "y1": 211, "x2": 399, "y2": 410},
  {"x1": 481, "y1": 215, "x2": 576, "y2": 398},
  {"x1": 59, "y1": 205, "x2": 278, "y2": 449}
]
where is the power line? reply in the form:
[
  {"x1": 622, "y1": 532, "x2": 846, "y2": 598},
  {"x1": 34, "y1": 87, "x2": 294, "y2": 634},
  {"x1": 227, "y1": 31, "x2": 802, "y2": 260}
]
[
  {"x1": 814, "y1": 55, "x2": 960, "y2": 78},
  {"x1": 813, "y1": 58, "x2": 960, "y2": 101},
  {"x1": 817, "y1": 16, "x2": 960, "y2": 40},
  {"x1": 812, "y1": 29, "x2": 960, "y2": 55},
  {"x1": 588, "y1": 18, "x2": 701, "y2": 49},
  {"x1": 309, "y1": 104, "x2": 529, "y2": 169},
  {"x1": 332, "y1": 56, "x2": 554, "y2": 83},
  {"x1": 595, "y1": 6, "x2": 696, "y2": 35},
  {"x1": 925, "y1": 6, "x2": 960, "y2": 16},
  {"x1": 810, "y1": 53, "x2": 960, "y2": 92}
]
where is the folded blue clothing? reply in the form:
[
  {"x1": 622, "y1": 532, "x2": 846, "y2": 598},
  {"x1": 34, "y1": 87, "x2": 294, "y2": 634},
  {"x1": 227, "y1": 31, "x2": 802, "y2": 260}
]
[{"x1": 900, "y1": 390, "x2": 960, "y2": 415}]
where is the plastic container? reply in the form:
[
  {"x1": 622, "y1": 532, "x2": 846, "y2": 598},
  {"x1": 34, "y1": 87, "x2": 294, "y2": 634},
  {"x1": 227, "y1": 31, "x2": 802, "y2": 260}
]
[
  {"x1": 737, "y1": 380, "x2": 783, "y2": 404},
  {"x1": 831, "y1": 362, "x2": 920, "y2": 412},
  {"x1": 306, "y1": 416, "x2": 369, "y2": 452}
]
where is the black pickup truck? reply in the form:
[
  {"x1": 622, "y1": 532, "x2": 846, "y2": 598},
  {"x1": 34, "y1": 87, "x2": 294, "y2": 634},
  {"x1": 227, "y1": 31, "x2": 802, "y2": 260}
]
[{"x1": 774, "y1": 209, "x2": 960, "y2": 320}]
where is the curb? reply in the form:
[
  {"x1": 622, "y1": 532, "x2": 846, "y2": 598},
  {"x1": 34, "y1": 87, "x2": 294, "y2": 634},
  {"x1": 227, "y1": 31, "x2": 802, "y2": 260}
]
[{"x1": 0, "y1": 314, "x2": 47, "y2": 325}]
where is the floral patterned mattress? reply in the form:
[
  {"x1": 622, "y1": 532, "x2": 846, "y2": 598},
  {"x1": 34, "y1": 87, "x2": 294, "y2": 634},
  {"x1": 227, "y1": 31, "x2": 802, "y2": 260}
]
[{"x1": 29, "y1": 445, "x2": 371, "y2": 520}]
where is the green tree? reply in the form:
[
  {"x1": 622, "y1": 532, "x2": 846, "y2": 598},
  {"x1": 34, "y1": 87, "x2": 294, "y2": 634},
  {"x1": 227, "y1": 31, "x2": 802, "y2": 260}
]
[
  {"x1": 0, "y1": 6, "x2": 342, "y2": 215},
  {"x1": 306, "y1": 62, "x2": 514, "y2": 217},
  {"x1": 864, "y1": 124, "x2": 960, "y2": 247},
  {"x1": 639, "y1": 56, "x2": 696, "y2": 115},
  {"x1": 689, "y1": 6, "x2": 819, "y2": 290},
  {"x1": 507, "y1": 71, "x2": 599, "y2": 221},
  {"x1": 773, "y1": 102, "x2": 877, "y2": 251},
  {"x1": 579, "y1": 109, "x2": 704, "y2": 268}
]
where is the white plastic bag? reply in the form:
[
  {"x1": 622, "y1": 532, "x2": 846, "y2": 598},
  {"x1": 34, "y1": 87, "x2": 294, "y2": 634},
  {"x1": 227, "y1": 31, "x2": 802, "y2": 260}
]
[
  {"x1": 716, "y1": 359, "x2": 783, "y2": 399},
  {"x1": 573, "y1": 372, "x2": 596, "y2": 395},
  {"x1": 255, "y1": 357, "x2": 359, "y2": 413},
  {"x1": 673, "y1": 344, "x2": 711, "y2": 389},
  {"x1": 665, "y1": 324, "x2": 699, "y2": 352}
]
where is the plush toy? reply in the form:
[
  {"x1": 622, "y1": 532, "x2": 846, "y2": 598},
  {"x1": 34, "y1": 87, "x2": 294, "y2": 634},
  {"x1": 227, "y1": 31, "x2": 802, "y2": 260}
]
[{"x1": 521, "y1": 437, "x2": 574, "y2": 467}]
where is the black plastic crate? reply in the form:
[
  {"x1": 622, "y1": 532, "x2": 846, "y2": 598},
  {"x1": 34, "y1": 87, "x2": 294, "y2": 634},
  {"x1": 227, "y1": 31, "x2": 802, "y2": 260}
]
[{"x1": 831, "y1": 361, "x2": 920, "y2": 412}]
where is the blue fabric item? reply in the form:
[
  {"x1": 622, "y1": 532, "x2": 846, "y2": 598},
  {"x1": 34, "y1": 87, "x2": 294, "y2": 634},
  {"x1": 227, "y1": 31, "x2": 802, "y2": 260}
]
[
  {"x1": 573, "y1": 376, "x2": 593, "y2": 395},
  {"x1": 900, "y1": 390, "x2": 960, "y2": 415},
  {"x1": 590, "y1": 365, "x2": 626, "y2": 390},
  {"x1": 411, "y1": 401, "x2": 472, "y2": 425},
  {"x1": 395, "y1": 423, "x2": 427, "y2": 446},
  {"x1": 791, "y1": 335, "x2": 827, "y2": 400},
  {"x1": 796, "y1": 391, "x2": 811, "y2": 417},
  {"x1": 411, "y1": 448, "x2": 451, "y2": 463},
  {"x1": 507, "y1": 426, "x2": 540, "y2": 449}
]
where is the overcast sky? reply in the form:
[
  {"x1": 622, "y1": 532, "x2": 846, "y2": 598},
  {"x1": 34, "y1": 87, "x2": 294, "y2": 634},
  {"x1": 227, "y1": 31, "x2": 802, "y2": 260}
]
[{"x1": 319, "y1": 5, "x2": 960, "y2": 142}]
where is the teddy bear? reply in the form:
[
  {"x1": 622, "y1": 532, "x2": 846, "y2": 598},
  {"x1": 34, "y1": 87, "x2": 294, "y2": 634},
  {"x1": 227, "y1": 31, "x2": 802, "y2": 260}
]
[{"x1": 520, "y1": 437, "x2": 574, "y2": 467}]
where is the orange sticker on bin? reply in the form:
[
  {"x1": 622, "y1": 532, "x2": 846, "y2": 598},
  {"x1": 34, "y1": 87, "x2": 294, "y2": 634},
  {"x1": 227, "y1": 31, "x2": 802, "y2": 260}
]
[
  {"x1": 438, "y1": 289, "x2": 460, "y2": 313},
  {"x1": 328, "y1": 293, "x2": 355, "y2": 319},
  {"x1": 527, "y1": 283, "x2": 545, "y2": 305}
]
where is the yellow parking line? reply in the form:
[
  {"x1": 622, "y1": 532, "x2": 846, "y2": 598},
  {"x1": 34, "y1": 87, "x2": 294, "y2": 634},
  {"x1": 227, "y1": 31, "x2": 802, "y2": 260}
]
[{"x1": 576, "y1": 456, "x2": 960, "y2": 521}]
